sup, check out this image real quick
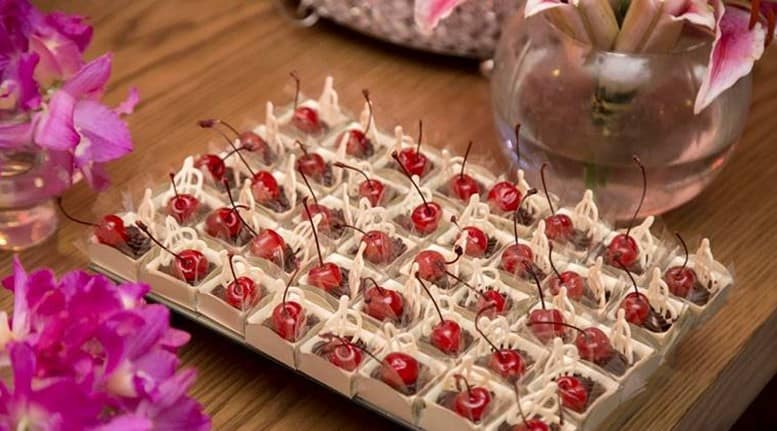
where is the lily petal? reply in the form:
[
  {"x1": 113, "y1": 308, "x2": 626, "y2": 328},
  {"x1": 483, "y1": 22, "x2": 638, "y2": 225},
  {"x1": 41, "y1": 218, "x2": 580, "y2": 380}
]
[
  {"x1": 695, "y1": 5, "x2": 766, "y2": 113},
  {"x1": 414, "y1": 0, "x2": 469, "y2": 34},
  {"x1": 115, "y1": 87, "x2": 140, "y2": 116}
]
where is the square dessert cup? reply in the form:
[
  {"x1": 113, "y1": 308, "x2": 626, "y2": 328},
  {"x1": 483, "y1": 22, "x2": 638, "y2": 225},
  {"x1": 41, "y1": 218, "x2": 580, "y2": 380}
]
[
  {"x1": 549, "y1": 190, "x2": 614, "y2": 261},
  {"x1": 435, "y1": 217, "x2": 514, "y2": 262},
  {"x1": 492, "y1": 239, "x2": 570, "y2": 297},
  {"x1": 351, "y1": 277, "x2": 431, "y2": 333},
  {"x1": 450, "y1": 267, "x2": 534, "y2": 322},
  {"x1": 243, "y1": 223, "x2": 322, "y2": 281},
  {"x1": 512, "y1": 301, "x2": 582, "y2": 350},
  {"x1": 297, "y1": 252, "x2": 385, "y2": 307},
  {"x1": 389, "y1": 198, "x2": 455, "y2": 244},
  {"x1": 275, "y1": 76, "x2": 351, "y2": 137},
  {"x1": 428, "y1": 148, "x2": 497, "y2": 209},
  {"x1": 415, "y1": 292, "x2": 478, "y2": 364},
  {"x1": 374, "y1": 125, "x2": 446, "y2": 186},
  {"x1": 340, "y1": 165, "x2": 409, "y2": 210},
  {"x1": 287, "y1": 146, "x2": 347, "y2": 197},
  {"x1": 284, "y1": 192, "x2": 353, "y2": 242},
  {"x1": 484, "y1": 168, "x2": 558, "y2": 232},
  {"x1": 526, "y1": 340, "x2": 621, "y2": 431},
  {"x1": 419, "y1": 360, "x2": 515, "y2": 431},
  {"x1": 336, "y1": 222, "x2": 417, "y2": 275},
  {"x1": 209, "y1": 166, "x2": 298, "y2": 225},
  {"x1": 196, "y1": 252, "x2": 280, "y2": 335},
  {"x1": 486, "y1": 381, "x2": 578, "y2": 431},
  {"x1": 355, "y1": 323, "x2": 448, "y2": 425},
  {"x1": 296, "y1": 295, "x2": 377, "y2": 396},
  {"x1": 593, "y1": 216, "x2": 669, "y2": 280},
  {"x1": 320, "y1": 117, "x2": 393, "y2": 164},
  {"x1": 86, "y1": 211, "x2": 155, "y2": 282},
  {"x1": 245, "y1": 285, "x2": 333, "y2": 368},
  {"x1": 542, "y1": 259, "x2": 627, "y2": 321},
  {"x1": 138, "y1": 235, "x2": 221, "y2": 311},
  {"x1": 397, "y1": 243, "x2": 474, "y2": 292}
]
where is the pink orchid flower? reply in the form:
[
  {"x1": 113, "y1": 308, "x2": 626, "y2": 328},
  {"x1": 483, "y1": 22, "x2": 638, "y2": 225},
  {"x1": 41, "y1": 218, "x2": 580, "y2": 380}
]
[{"x1": 414, "y1": 0, "x2": 471, "y2": 34}]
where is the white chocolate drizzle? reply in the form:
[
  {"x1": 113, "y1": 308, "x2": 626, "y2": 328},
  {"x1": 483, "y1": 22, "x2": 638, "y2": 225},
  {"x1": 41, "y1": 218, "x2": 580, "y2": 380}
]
[
  {"x1": 587, "y1": 257, "x2": 607, "y2": 309},
  {"x1": 540, "y1": 337, "x2": 579, "y2": 381},
  {"x1": 167, "y1": 156, "x2": 205, "y2": 201},
  {"x1": 287, "y1": 213, "x2": 323, "y2": 266},
  {"x1": 238, "y1": 179, "x2": 260, "y2": 232},
  {"x1": 695, "y1": 238, "x2": 721, "y2": 294},
  {"x1": 629, "y1": 216, "x2": 655, "y2": 269},
  {"x1": 376, "y1": 322, "x2": 418, "y2": 355},
  {"x1": 506, "y1": 382, "x2": 562, "y2": 426},
  {"x1": 282, "y1": 155, "x2": 299, "y2": 207},
  {"x1": 552, "y1": 286, "x2": 576, "y2": 321},
  {"x1": 572, "y1": 189, "x2": 599, "y2": 233},
  {"x1": 321, "y1": 295, "x2": 365, "y2": 343},
  {"x1": 215, "y1": 251, "x2": 264, "y2": 305},
  {"x1": 347, "y1": 242, "x2": 367, "y2": 298},
  {"x1": 158, "y1": 216, "x2": 207, "y2": 267},
  {"x1": 444, "y1": 357, "x2": 493, "y2": 391},
  {"x1": 471, "y1": 316, "x2": 521, "y2": 357},
  {"x1": 462, "y1": 266, "x2": 502, "y2": 308},
  {"x1": 531, "y1": 220, "x2": 551, "y2": 274},
  {"x1": 358, "y1": 101, "x2": 380, "y2": 146},
  {"x1": 135, "y1": 188, "x2": 157, "y2": 236},
  {"x1": 397, "y1": 175, "x2": 434, "y2": 217},
  {"x1": 264, "y1": 101, "x2": 284, "y2": 156},
  {"x1": 402, "y1": 262, "x2": 425, "y2": 321},
  {"x1": 341, "y1": 184, "x2": 354, "y2": 226},
  {"x1": 420, "y1": 287, "x2": 458, "y2": 336},
  {"x1": 354, "y1": 200, "x2": 395, "y2": 236},
  {"x1": 317, "y1": 76, "x2": 342, "y2": 126},
  {"x1": 647, "y1": 267, "x2": 678, "y2": 320},
  {"x1": 343, "y1": 160, "x2": 375, "y2": 198},
  {"x1": 516, "y1": 168, "x2": 546, "y2": 218},
  {"x1": 611, "y1": 309, "x2": 635, "y2": 365}
]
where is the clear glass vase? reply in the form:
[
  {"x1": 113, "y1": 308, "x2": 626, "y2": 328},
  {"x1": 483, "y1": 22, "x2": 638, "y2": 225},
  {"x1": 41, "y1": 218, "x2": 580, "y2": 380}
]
[
  {"x1": 491, "y1": 8, "x2": 752, "y2": 220},
  {"x1": 0, "y1": 149, "x2": 72, "y2": 251}
]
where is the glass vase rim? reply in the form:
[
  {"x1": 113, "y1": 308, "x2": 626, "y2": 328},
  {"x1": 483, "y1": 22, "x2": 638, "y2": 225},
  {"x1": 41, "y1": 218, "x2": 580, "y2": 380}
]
[{"x1": 540, "y1": 14, "x2": 712, "y2": 59}]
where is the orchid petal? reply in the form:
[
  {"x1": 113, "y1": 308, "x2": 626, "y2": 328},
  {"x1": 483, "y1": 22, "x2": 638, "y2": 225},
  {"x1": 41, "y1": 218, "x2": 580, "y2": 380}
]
[
  {"x1": 34, "y1": 89, "x2": 79, "y2": 150},
  {"x1": 91, "y1": 415, "x2": 152, "y2": 431},
  {"x1": 0, "y1": 121, "x2": 33, "y2": 149},
  {"x1": 29, "y1": 30, "x2": 83, "y2": 85},
  {"x1": 45, "y1": 11, "x2": 93, "y2": 53},
  {"x1": 4, "y1": 52, "x2": 40, "y2": 110},
  {"x1": 695, "y1": 5, "x2": 766, "y2": 113},
  {"x1": 115, "y1": 87, "x2": 140, "y2": 116},
  {"x1": 414, "y1": 0, "x2": 469, "y2": 34},
  {"x1": 79, "y1": 162, "x2": 111, "y2": 191},
  {"x1": 73, "y1": 100, "x2": 132, "y2": 164},
  {"x1": 62, "y1": 53, "x2": 112, "y2": 100},
  {"x1": 9, "y1": 257, "x2": 31, "y2": 340}
]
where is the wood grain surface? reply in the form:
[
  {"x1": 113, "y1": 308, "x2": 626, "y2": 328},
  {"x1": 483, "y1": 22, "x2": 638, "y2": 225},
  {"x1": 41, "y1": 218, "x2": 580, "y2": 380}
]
[{"x1": 2, "y1": 1, "x2": 776, "y2": 430}]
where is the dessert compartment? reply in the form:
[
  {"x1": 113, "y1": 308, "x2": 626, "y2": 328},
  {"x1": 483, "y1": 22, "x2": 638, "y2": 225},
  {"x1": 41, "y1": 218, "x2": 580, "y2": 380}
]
[
  {"x1": 322, "y1": 117, "x2": 393, "y2": 164},
  {"x1": 87, "y1": 212, "x2": 153, "y2": 282},
  {"x1": 450, "y1": 267, "x2": 534, "y2": 321},
  {"x1": 285, "y1": 192, "x2": 351, "y2": 241},
  {"x1": 416, "y1": 291, "x2": 478, "y2": 363},
  {"x1": 428, "y1": 148, "x2": 497, "y2": 208},
  {"x1": 594, "y1": 216, "x2": 669, "y2": 279},
  {"x1": 298, "y1": 252, "x2": 384, "y2": 305},
  {"x1": 336, "y1": 224, "x2": 417, "y2": 275},
  {"x1": 340, "y1": 165, "x2": 409, "y2": 209},
  {"x1": 397, "y1": 244, "x2": 473, "y2": 292},
  {"x1": 376, "y1": 125, "x2": 446, "y2": 186},
  {"x1": 561, "y1": 260, "x2": 626, "y2": 320},
  {"x1": 352, "y1": 277, "x2": 426, "y2": 331},
  {"x1": 487, "y1": 381, "x2": 578, "y2": 431}
]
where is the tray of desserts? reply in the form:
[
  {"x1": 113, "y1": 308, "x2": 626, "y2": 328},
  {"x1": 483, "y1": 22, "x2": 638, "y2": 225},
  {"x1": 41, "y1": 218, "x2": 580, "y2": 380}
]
[{"x1": 78, "y1": 75, "x2": 734, "y2": 431}]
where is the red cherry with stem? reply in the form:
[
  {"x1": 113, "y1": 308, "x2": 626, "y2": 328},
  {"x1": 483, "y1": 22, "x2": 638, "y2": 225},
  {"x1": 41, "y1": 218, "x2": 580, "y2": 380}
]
[
  {"x1": 539, "y1": 163, "x2": 573, "y2": 241},
  {"x1": 392, "y1": 150, "x2": 442, "y2": 235},
  {"x1": 446, "y1": 271, "x2": 506, "y2": 317},
  {"x1": 528, "y1": 271, "x2": 566, "y2": 343},
  {"x1": 606, "y1": 155, "x2": 647, "y2": 268},
  {"x1": 295, "y1": 140, "x2": 327, "y2": 180},
  {"x1": 238, "y1": 130, "x2": 271, "y2": 160},
  {"x1": 336, "y1": 89, "x2": 374, "y2": 158},
  {"x1": 616, "y1": 259, "x2": 651, "y2": 325},
  {"x1": 323, "y1": 335, "x2": 363, "y2": 372},
  {"x1": 302, "y1": 197, "x2": 343, "y2": 293},
  {"x1": 340, "y1": 224, "x2": 394, "y2": 266},
  {"x1": 298, "y1": 170, "x2": 336, "y2": 234},
  {"x1": 380, "y1": 352, "x2": 419, "y2": 390},
  {"x1": 476, "y1": 304, "x2": 526, "y2": 380},
  {"x1": 205, "y1": 180, "x2": 256, "y2": 241},
  {"x1": 450, "y1": 215, "x2": 489, "y2": 257},
  {"x1": 556, "y1": 375, "x2": 589, "y2": 412},
  {"x1": 664, "y1": 232, "x2": 697, "y2": 298},
  {"x1": 332, "y1": 162, "x2": 386, "y2": 207},
  {"x1": 250, "y1": 229, "x2": 288, "y2": 266},
  {"x1": 575, "y1": 327, "x2": 614, "y2": 365},
  {"x1": 57, "y1": 198, "x2": 128, "y2": 247},
  {"x1": 414, "y1": 246, "x2": 463, "y2": 282},
  {"x1": 416, "y1": 273, "x2": 463, "y2": 355},
  {"x1": 135, "y1": 221, "x2": 209, "y2": 284},
  {"x1": 500, "y1": 189, "x2": 538, "y2": 276},
  {"x1": 547, "y1": 244, "x2": 585, "y2": 300},
  {"x1": 362, "y1": 277, "x2": 404, "y2": 322},
  {"x1": 271, "y1": 268, "x2": 306, "y2": 341},
  {"x1": 395, "y1": 120, "x2": 430, "y2": 177},
  {"x1": 224, "y1": 253, "x2": 259, "y2": 309},
  {"x1": 452, "y1": 374, "x2": 492, "y2": 422},
  {"x1": 488, "y1": 181, "x2": 523, "y2": 213},
  {"x1": 166, "y1": 173, "x2": 201, "y2": 224},
  {"x1": 251, "y1": 171, "x2": 281, "y2": 204},
  {"x1": 449, "y1": 141, "x2": 481, "y2": 202},
  {"x1": 290, "y1": 72, "x2": 324, "y2": 134},
  {"x1": 198, "y1": 119, "x2": 260, "y2": 180},
  {"x1": 194, "y1": 154, "x2": 227, "y2": 182}
]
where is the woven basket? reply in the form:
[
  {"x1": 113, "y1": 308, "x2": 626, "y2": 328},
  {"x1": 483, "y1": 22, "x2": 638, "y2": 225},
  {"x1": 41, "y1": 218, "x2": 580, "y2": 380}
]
[{"x1": 299, "y1": 0, "x2": 519, "y2": 59}]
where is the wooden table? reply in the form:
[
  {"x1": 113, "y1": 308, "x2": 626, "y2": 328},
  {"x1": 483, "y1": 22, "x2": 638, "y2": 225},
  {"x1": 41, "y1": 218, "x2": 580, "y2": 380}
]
[{"x1": 4, "y1": 1, "x2": 777, "y2": 430}]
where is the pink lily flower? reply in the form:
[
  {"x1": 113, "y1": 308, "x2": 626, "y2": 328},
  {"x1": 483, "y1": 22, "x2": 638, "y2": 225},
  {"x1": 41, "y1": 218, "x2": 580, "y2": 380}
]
[{"x1": 414, "y1": 0, "x2": 470, "y2": 34}]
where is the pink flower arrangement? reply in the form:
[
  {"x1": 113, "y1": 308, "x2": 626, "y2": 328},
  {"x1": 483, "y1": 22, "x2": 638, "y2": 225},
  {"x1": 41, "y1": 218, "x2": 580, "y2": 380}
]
[
  {"x1": 0, "y1": 258, "x2": 211, "y2": 430},
  {"x1": 0, "y1": 0, "x2": 136, "y2": 189},
  {"x1": 415, "y1": 0, "x2": 775, "y2": 112}
]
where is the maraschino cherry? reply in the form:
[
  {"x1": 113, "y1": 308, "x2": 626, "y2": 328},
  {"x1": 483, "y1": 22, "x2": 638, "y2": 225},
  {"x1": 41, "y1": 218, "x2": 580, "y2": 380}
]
[
  {"x1": 500, "y1": 189, "x2": 538, "y2": 277},
  {"x1": 392, "y1": 150, "x2": 441, "y2": 235},
  {"x1": 333, "y1": 161, "x2": 386, "y2": 207},
  {"x1": 194, "y1": 154, "x2": 227, "y2": 183},
  {"x1": 605, "y1": 156, "x2": 647, "y2": 269},
  {"x1": 540, "y1": 163, "x2": 573, "y2": 242},
  {"x1": 664, "y1": 232, "x2": 697, "y2": 298},
  {"x1": 447, "y1": 271, "x2": 507, "y2": 317},
  {"x1": 271, "y1": 268, "x2": 306, "y2": 342},
  {"x1": 340, "y1": 224, "x2": 395, "y2": 266},
  {"x1": 475, "y1": 304, "x2": 526, "y2": 381},
  {"x1": 224, "y1": 253, "x2": 259, "y2": 309},
  {"x1": 451, "y1": 215, "x2": 489, "y2": 258},
  {"x1": 416, "y1": 273, "x2": 463, "y2": 355},
  {"x1": 198, "y1": 118, "x2": 273, "y2": 167},
  {"x1": 321, "y1": 334, "x2": 363, "y2": 372},
  {"x1": 362, "y1": 277, "x2": 404, "y2": 322},
  {"x1": 488, "y1": 125, "x2": 524, "y2": 214},
  {"x1": 295, "y1": 140, "x2": 328, "y2": 182},
  {"x1": 546, "y1": 244, "x2": 585, "y2": 300},
  {"x1": 449, "y1": 141, "x2": 481, "y2": 202},
  {"x1": 298, "y1": 170, "x2": 338, "y2": 235},
  {"x1": 302, "y1": 197, "x2": 344, "y2": 294},
  {"x1": 452, "y1": 374, "x2": 492, "y2": 423},
  {"x1": 511, "y1": 380, "x2": 551, "y2": 431},
  {"x1": 414, "y1": 246, "x2": 463, "y2": 284},
  {"x1": 556, "y1": 375, "x2": 588, "y2": 412},
  {"x1": 204, "y1": 180, "x2": 252, "y2": 242},
  {"x1": 380, "y1": 352, "x2": 420, "y2": 392},
  {"x1": 166, "y1": 173, "x2": 200, "y2": 224},
  {"x1": 250, "y1": 229, "x2": 293, "y2": 270},
  {"x1": 527, "y1": 271, "x2": 566, "y2": 344},
  {"x1": 617, "y1": 259, "x2": 651, "y2": 326},
  {"x1": 536, "y1": 317, "x2": 615, "y2": 366},
  {"x1": 290, "y1": 72, "x2": 324, "y2": 134},
  {"x1": 337, "y1": 89, "x2": 374, "y2": 158},
  {"x1": 395, "y1": 120, "x2": 430, "y2": 178},
  {"x1": 135, "y1": 221, "x2": 209, "y2": 284},
  {"x1": 57, "y1": 198, "x2": 127, "y2": 247}
]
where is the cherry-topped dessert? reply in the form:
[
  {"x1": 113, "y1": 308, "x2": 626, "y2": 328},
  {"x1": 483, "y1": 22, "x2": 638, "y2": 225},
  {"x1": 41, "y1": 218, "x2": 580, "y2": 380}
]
[
  {"x1": 500, "y1": 190, "x2": 543, "y2": 279},
  {"x1": 271, "y1": 269, "x2": 307, "y2": 342},
  {"x1": 546, "y1": 244, "x2": 586, "y2": 301},
  {"x1": 290, "y1": 72, "x2": 326, "y2": 134},
  {"x1": 448, "y1": 271, "x2": 509, "y2": 318},
  {"x1": 333, "y1": 162, "x2": 389, "y2": 208},
  {"x1": 198, "y1": 118, "x2": 274, "y2": 169},
  {"x1": 488, "y1": 181, "x2": 523, "y2": 215},
  {"x1": 166, "y1": 173, "x2": 201, "y2": 225},
  {"x1": 195, "y1": 154, "x2": 228, "y2": 184},
  {"x1": 416, "y1": 274, "x2": 469, "y2": 356},
  {"x1": 446, "y1": 141, "x2": 482, "y2": 203},
  {"x1": 298, "y1": 171, "x2": 345, "y2": 238},
  {"x1": 664, "y1": 232, "x2": 708, "y2": 304},
  {"x1": 539, "y1": 163, "x2": 573, "y2": 243},
  {"x1": 446, "y1": 374, "x2": 493, "y2": 423},
  {"x1": 392, "y1": 151, "x2": 442, "y2": 236},
  {"x1": 204, "y1": 180, "x2": 255, "y2": 246},
  {"x1": 336, "y1": 89, "x2": 375, "y2": 159},
  {"x1": 508, "y1": 383, "x2": 559, "y2": 431},
  {"x1": 475, "y1": 304, "x2": 527, "y2": 382},
  {"x1": 302, "y1": 198, "x2": 348, "y2": 297},
  {"x1": 527, "y1": 272, "x2": 566, "y2": 344},
  {"x1": 316, "y1": 334, "x2": 365, "y2": 372},
  {"x1": 362, "y1": 277, "x2": 404, "y2": 323},
  {"x1": 604, "y1": 156, "x2": 647, "y2": 271},
  {"x1": 249, "y1": 228, "x2": 299, "y2": 273},
  {"x1": 222, "y1": 253, "x2": 261, "y2": 310},
  {"x1": 450, "y1": 216, "x2": 495, "y2": 258},
  {"x1": 555, "y1": 375, "x2": 589, "y2": 412},
  {"x1": 340, "y1": 224, "x2": 406, "y2": 267},
  {"x1": 616, "y1": 260, "x2": 671, "y2": 333},
  {"x1": 136, "y1": 221, "x2": 210, "y2": 285},
  {"x1": 295, "y1": 140, "x2": 333, "y2": 186},
  {"x1": 376, "y1": 351, "x2": 421, "y2": 394},
  {"x1": 414, "y1": 246, "x2": 463, "y2": 289},
  {"x1": 58, "y1": 199, "x2": 150, "y2": 258},
  {"x1": 394, "y1": 121, "x2": 431, "y2": 178}
]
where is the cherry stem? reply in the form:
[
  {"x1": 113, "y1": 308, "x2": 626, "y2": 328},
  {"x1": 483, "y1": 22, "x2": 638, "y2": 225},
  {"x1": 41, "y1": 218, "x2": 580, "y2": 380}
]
[
  {"x1": 227, "y1": 253, "x2": 240, "y2": 284},
  {"x1": 340, "y1": 223, "x2": 368, "y2": 237},
  {"x1": 615, "y1": 258, "x2": 640, "y2": 296},
  {"x1": 197, "y1": 119, "x2": 241, "y2": 139},
  {"x1": 675, "y1": 232, "x2": 689, "y2": 270},
  {"x1": 750, "y1": 0, "x2": 762, "y2": 30},
  {"x1": 290, "y1": 71, "x2": 301, "y2": 110},
  {"x1": 460, "y1": 141, "x2": 473, "y2": 179},
  {"x1": 626, "y1": 155, "x2": 646, "y2": 238},
  {"x1": 527, "y1": 320, "x2": 586, "y2": 338},
  {"x1": 415, "y1": 273, "x2": 445, "y2": 325},
  {"x1": 362, "y1": 277, "x2": 387, "y2": 295},
  {"x1": 446, "y1": 270, "x2": 488, "y2": 301},
  {"x1": 362, "y1": 89, "x2": 373, "y2": 134},
  {"x1": 281, "y1": 267, "x2": 301, "y2": 315},
  {"x1": 530, "y1": 270, "x2": 546, "y2": 310},
  {"x1": 558, "y1": 389, "x2": 565, "y2": 425},
  {"x1": 475, "y1": 303, "x2": 505, "y2": 354},
  {"x1": 135, "y1": 221, "x2": 181, "y2": 260},
  {"x1": 200, "y1": 120, "x2": 255, "y2": 177},
  {"x1": 169, "y1": 173, "x2": 181, "y2": 198},
  {"x1": 302, "y1": 197, "x2": 325, "y2": 265},
  {"x1": 325, "y1": 335, "x2": 387, "y2": 369},
  {"x1": 391, "y1": 151, "x2": 431, "y2": 214},
  {"x1": 222, "y1": 145, "x2": 247, "y2": 160},
  {"x1": 333, "y1": 161, "x2": 375, "y2": 191},
  {"x1": 540, "y1": 162, "x2": 555, "y2": 214},
  {"x1": 513, "y1": 188, "x2": 537, "y2": 245},
  {"x1": 548, "y1": 243, "x2": 562, "y2": 280},
  {"x1": 450, "y1": 215, "x2": 461, "y2": 232},
  {"x1": 223, "y1": 179, "x2": 258, "y2": 237},
  {"x1": 295, "y1": 139, "x2": 308, "y2": 157},
  {"x1": 445, "y1": 246, "x2": 464, "y2": 265},
  {"x1": 514, "y1": 382, "x2": 529, "y2": 428},
  {"x1": 514, "y1": 123, "x2": 522, "y2": 166},
  {"x1": 416, "y1": 120, "x2": 423, "y2": 155},
  {"x1": 56, "y1": 198, "x2": 96, "y2": 227},
  {"x1": 453, "y1": 374, "x2": 473, "y2": 397},
  {"x1": 298, "y1": 169, "x2": 319, "y2": 206}
]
